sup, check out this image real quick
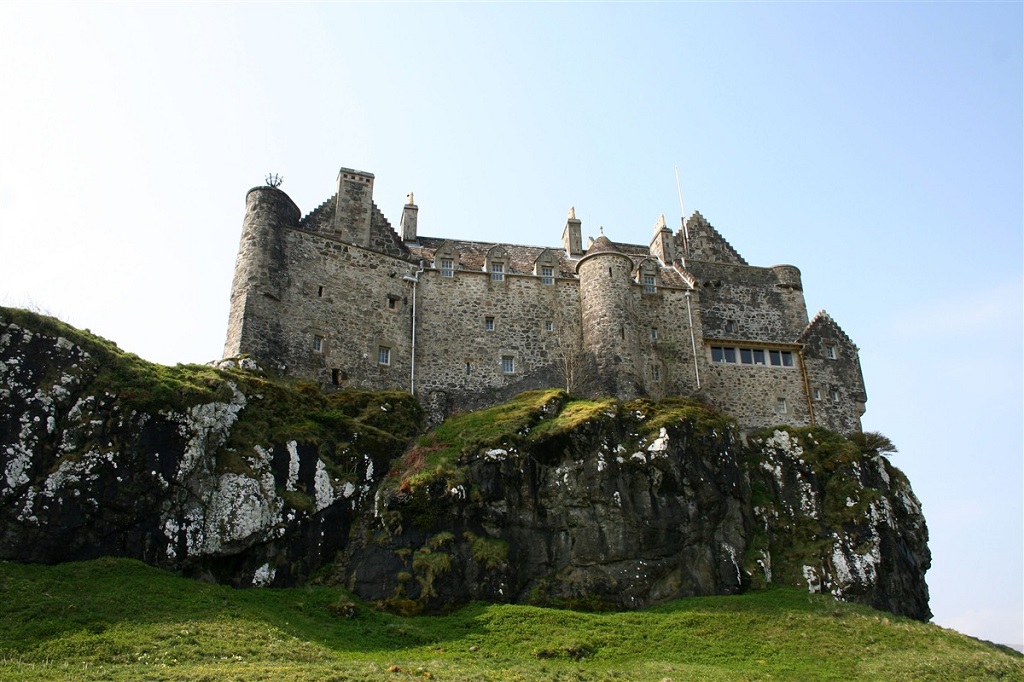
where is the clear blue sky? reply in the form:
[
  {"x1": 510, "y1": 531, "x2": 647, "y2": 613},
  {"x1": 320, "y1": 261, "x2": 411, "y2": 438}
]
[{"x1": 1, "y1": 2, "x2": 1020, "y2": 649}]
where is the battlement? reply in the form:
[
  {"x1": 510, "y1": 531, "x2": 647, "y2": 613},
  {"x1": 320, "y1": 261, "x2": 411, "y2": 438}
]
[{"x1": 224, "y1": 165, "x2": 867, "y2": 432}]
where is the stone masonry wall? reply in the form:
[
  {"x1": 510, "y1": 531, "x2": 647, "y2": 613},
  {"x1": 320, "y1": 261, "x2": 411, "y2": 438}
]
[
  {"x1": 686, "y1": 260, "x2": 809, "y2": 345},
  {"x1": 800, "y1": 316, "x2": 867, "y2": 434},
  {"x1": 225, "y1": 174, "x2": 866, "y2": 432}
]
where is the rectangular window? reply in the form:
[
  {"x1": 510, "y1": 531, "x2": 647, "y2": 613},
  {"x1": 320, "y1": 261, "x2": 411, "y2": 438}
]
[
  {"x1": 831, "y1": 389, "x2": 840, "y2": 404},
  {"x1": 501, "y1": 355, "x2": 515, "y2": 374},
  {"x1": 313, "y1": 335, "x2": 324, "y2": 353},
  {"x1": 753, "y1": 349, "x2": 766, "y2": 365},
  {"x1": 643, "y1": 274, "x2": 656, "y2": 294},
  {"x1": 541, "y1": 265, "x2": 554, "y2": 285},
  {"x1": 545, "y1": 321, "x2": 554, "y2": 332},
  {"x1": 825, "y1": 344, "x2": 837, "y2": 359},
  {"x1": 465, "y1": 362, "x2": 472, "y2": 375},
  {"x1": 387, "y1": 297, "x2": 398, "y2": 310},
  {"x1": 491, "y1": 262, "x2": 504, "y2": 281},
  {"x1": 712, "y1": 346, "x2": 725, "y2": 363},
  {"x1": 777, "y1": 398, "x2": 788, "y2": 415},
  {"x1": 740, "y1": 348, "x2": 753, "y2": 364},
  {"x1": 651, "y1": 365, "x2": 661, "y2": 381},
  {"x1": 650, "y1": 328, "x2": 658, "y2": 340},
  {"x1": 781, "y1": 351, "x2": 794, "y2": 367},
  {"x1": 317, "y1": 285, "x2": 324, "y2": 298},
  {"x1": 485, "y1": 316, "x2": 495, "y2": 331},
  {"x1": 812, "y1": 387, "x2": 822, "y2": 402},
  {"x1": 378, "y1": 347, "x2": 391, "y2": 366},
  {"x1": 723, "y1": 347, "x2": 737, "y2": 363},
  {"x1": 440, "y1": 258, "x2": 454, "y2": 278},
  {"x1": 725, "y1": 319, "x2": 737, "y2": 333},
  {"x1": 769, "y1": 350, "x2": 782, "y2": 366}
]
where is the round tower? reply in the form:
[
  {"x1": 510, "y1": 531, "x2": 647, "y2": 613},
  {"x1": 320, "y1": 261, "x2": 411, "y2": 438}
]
[
  {"x1": 223, "y1": 186, "x2": 300, "y2": 360},
  {"x1": 576, "y1": 236, "x2": 641, "y2": 398},
  {"x1": 771, "y1": 264, "x2": 809, "y2": 338}
]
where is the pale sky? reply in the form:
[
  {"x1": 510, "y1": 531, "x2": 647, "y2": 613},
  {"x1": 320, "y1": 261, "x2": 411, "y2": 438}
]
[{"x1": 1, "y1": 2, "x2": 1021, "y2": 650}]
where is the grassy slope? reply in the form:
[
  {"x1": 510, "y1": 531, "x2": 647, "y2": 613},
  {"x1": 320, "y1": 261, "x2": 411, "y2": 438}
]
[{"x1": 1, "y1": 559, "x2": 1020, "y2": 682}]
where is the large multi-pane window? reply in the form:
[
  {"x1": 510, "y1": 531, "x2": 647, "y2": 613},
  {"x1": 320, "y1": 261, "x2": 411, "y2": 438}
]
[
  {"x1": 378, "y1": 347, "x2": 391, "y2": 365},
  {"x1": 711, "y1": 346, "x2": 794, "y2": 367},
  {"x1": 491, "y1": 262, "x2": 504, "y2": 281},
  {"x1": 501, "y1": 355, "x2": 515, "y2": 373},
  {"x1": 643, "y1": 274, "x2": 656, "y2": 294},
  {"x1": 440, "y1": 258, "x2": 454, "y2": 278},
  {"x1": 540, "y1": 265, "x2": 554, "y2": 285}
]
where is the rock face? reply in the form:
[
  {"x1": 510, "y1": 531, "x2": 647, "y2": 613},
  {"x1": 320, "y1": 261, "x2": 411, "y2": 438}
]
[{"x1": 0, "y1": 308, "x2": 930, "y2": 621}]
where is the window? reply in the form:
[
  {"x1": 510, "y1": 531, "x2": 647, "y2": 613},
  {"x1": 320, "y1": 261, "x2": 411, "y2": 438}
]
[
  {"x1": 712, "y1": 346, "x2": 794, "y2": 367},
  {"x1": 650, "y1": 328, "x2": 658, "y2": 340},
  {"x1": 440, "y1": 258, "x2": 454, "y2": 278},
  {"x1": 465, "y1": 362, "x2": 472, "y2": 375},
  {"x1": 545, "y1": 321, "x2": 554, "y2": 332},
  {"x1": 540, "y1": 265, "x2": 554, "y2": 285},
  {"x1": 313, "y1": 335, "x2": 324, "y2": 353},
  {"x1": 725, "y1": 319, "x2": 737, "y2": 333},
  {"x1": 643, "y1": 274, "x2": 656, "y2": 294},
  {"x1": 830, "y1": 389, "x2": 840, "y2": 404},
  {"x1": 485, "y1": 316, "x2": 495, "y2": 331},
  {"x1": 490, "y1": 262, "x2": 504, "y2": 281},
  {"x1": 812, "y1": 387, "x2": 822, "y2": 402},
  {"x1": 317, "y1": 285, "x2": 324, "y2": 298},
  {"x1": 332, "y1": 368, "x2": 342, "y2": 385},
  {"x1": 651, "y1": 365, "x2": 661, "y2": 381},
  {"x1": 776, "y1": 398, "x2": 788, "y2": 415},
  {"x1": 378, "y1": 347, "x2": 391, "y2": 365},
  {"x1": 825, "y1": 344, "x2": 837, "y2": 360},
  {"x1": 501, "y1": 355, "x2": 515, "y2": 374},
  {"x1": 387, "y1": 297, "x2": 398, "y2": 310}
]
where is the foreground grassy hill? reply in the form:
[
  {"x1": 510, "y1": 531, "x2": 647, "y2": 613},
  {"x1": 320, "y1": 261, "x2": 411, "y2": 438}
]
[{"x1": 0, "y1": 559, "x2": 1019, "y2": 681}]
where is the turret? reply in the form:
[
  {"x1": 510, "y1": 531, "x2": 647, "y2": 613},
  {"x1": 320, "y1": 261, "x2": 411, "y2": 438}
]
[
  {"x1": 771, "y1": 264, "x2": 810, "y2": 335},
  {"x1": 576, "y1": 235, "x2": 641, "y2": 398},
  {"x1": 334, "y1": 167, "x2": 375, "y2": 246},
  {"x1": 562, "y1": 207, "x2": 583, "y2": 256},
  {"x1": 224, "y1": 185, "x2": 300, "y2": 359},
  {"x1": 400, "y1": 192, "x2": 418, "y2": 242}
]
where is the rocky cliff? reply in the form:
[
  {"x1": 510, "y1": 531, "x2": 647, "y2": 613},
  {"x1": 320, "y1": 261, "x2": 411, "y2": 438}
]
[{"x1": 0, "y1": 308, "x2": 930, "y2": 620}]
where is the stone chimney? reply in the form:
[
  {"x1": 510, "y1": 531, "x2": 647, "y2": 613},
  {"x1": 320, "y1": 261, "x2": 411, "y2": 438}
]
[
  {"x1": 401, "y1": 192, "x2": 418, "y2": 242},
  {"x1": 649, "y1": 213, "x2": 676, "y2": 265},
  {"x1": 334, "y1": 167, "x2": 375, "y2": 247},
  {"x1": 562, "y1": 206, "x2": 583, "y2": 256}
]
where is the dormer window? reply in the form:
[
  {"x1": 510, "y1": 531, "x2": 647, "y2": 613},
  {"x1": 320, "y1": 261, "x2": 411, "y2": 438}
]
[
  {"x1": 534, "y1": 249, "x2": 558, "y2": 285},
  {"x1": 638, "y1": 259, "x2": 659, "y2": 294},
  {"x1": 486, "y1": 245, "x2": 509, "y2": 283},
  {"x1": 433, "y1": 241, "x2": 460, "y2": 278},
  {"x1": 825, "y1": 344, "x2": 837, "y2": 359}
]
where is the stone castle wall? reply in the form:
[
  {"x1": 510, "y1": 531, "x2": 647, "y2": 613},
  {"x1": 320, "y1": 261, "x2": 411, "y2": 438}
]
[{"x1": 225, "y1": 169, "x2": 869, "y2": 433}]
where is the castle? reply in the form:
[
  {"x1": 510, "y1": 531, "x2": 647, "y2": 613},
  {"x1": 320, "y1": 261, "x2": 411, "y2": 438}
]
[{"x1": 224, "y1": 167, "x2": 867, "y2": 432}]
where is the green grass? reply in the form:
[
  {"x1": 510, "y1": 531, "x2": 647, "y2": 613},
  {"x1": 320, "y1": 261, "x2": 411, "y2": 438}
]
[{"x1": 1, "y1": 559, "x2": 1019, "y2": 681}]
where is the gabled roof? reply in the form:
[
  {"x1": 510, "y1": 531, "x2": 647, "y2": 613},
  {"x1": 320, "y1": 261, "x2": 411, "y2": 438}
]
[
  {"x1": 799, "y1": 310, "x2": 859, "y2": 349},
  {"x1": 684, "y1": 211, "x2": 747, "y2": 265}
]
